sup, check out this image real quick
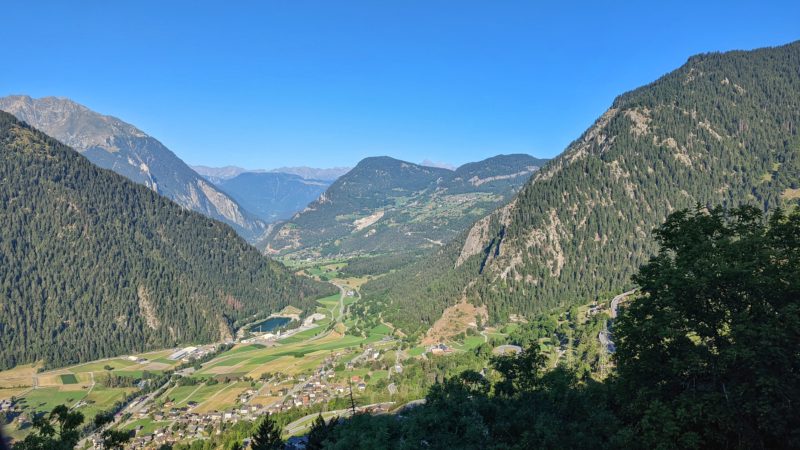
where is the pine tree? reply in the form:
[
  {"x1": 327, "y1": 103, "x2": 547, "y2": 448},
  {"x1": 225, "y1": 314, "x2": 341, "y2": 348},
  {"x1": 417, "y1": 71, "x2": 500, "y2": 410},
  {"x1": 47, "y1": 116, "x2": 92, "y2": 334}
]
[
  {"x1": 250, "y1": 415, "x2": 283, "y2": 450},
  {"x1": 307, "y1": 414, "x2": 337, "y2": 450}
]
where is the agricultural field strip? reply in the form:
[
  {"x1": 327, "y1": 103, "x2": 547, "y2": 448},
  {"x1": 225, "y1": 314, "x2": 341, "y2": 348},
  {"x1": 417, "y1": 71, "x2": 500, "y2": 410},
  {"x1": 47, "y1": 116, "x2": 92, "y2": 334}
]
[
  {"x1": 176, "y1": 384, "x2": 206, "y2": 406},
  {"x1": 199, "y1": 333, "x2": 369, "y2": 377},
  {"x1": 193, "y1": 381, "x2": 241, "y2": 412}
]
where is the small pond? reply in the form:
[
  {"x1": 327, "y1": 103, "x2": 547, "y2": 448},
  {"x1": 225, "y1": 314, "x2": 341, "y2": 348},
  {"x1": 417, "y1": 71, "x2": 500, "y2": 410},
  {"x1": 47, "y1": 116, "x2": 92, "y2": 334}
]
[{"x1": 249, "y1": 316, "x2": 291, "y2": 333}]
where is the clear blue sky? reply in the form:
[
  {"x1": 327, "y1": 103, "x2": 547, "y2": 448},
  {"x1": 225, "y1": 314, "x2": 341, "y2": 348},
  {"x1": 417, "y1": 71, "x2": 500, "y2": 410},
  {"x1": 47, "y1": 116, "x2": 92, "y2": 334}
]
[{"x1": 1, "y1": 1, "x2": 798, "y2": 169}]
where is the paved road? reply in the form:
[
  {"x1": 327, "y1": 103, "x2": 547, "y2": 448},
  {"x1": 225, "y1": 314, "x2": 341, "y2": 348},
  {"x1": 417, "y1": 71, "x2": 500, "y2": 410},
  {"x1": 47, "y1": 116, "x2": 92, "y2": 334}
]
[
  {"x1": 283, "y1": 402, "x2": 397, "y2": 436},
  {"x1": 609, "y1": 290, "x2": 636, "y2": 319},
  {"x1": 599, "y1": 290, "x2": 637, "y2": 353}
]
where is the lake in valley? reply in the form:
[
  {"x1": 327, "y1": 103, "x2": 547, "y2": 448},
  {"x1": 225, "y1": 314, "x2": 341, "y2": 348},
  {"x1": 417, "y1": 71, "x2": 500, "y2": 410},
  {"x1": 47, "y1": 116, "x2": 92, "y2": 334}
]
[{"x1": 249, "y1": 316, "x2": 291, "y2": 333}]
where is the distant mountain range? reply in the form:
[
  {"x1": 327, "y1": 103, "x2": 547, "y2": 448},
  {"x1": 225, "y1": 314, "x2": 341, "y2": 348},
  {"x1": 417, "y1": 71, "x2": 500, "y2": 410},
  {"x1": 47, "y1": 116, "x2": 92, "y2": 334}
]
[
  {"x1": 363, "y1": 41, "x2": 800, "y2": 336},
  {"x1": 0, "y1": 96, "x2": 266, "y2": 242},
  {"x1": 420, "y1": 159, "x2": 457, "y2": 170},
  {"x1": 263, "y1": 154, "x2": 548, "y2": 259},
  {"x1": 0, "y1": 110, "x2": 332, "y2": 369},
  {"x1": 269, "y1": 166, "x2": 351, "y2": 181},
  {"x1": 191, "y1": 165, "x2": 350, "y2": 223},
  {"x1": 192, "y1": 165, "x2": 352, "y2": 184},
  {"x1": 191, "y1": 165, "x2": 266, "y2": 183},
  {"x1": 215, "y1": 172, "x2": 332, "y2": 223}
]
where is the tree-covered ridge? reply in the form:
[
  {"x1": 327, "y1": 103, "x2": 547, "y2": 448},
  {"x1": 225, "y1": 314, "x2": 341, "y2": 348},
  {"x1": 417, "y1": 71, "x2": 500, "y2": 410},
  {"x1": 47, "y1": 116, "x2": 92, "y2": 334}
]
[
  {"x1": 365, "y1": 41, "x2": 800, "y2": 335},
  {"x1": 263, "y1": 154, "x2": 546, "y2": 259},
  {"x1": 0, "y1": 111, "x2": 334, "y2": 369}
]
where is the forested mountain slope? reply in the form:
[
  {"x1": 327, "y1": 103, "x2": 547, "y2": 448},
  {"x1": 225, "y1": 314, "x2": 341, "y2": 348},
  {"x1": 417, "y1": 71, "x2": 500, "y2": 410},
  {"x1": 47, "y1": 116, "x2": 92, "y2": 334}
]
[
  {"x1": 264, "y1": 154, "x2": 546, "y2": 259},
  {"x1": 364, "y1": 41, "x2": 800, "y2": 336},
  {"x1": 0, "y1": 111, "x2": 333, "y2": 369},
  {"x1": 0, "y1": 96, "x2": 267, "y2": 242}
]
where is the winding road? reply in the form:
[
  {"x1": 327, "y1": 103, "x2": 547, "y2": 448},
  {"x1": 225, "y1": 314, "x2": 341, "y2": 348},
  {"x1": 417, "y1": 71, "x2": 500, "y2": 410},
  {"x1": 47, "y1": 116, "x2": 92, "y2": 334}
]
[{"x1": 599, "y1": 290, "x2": 636, "y2": 353}]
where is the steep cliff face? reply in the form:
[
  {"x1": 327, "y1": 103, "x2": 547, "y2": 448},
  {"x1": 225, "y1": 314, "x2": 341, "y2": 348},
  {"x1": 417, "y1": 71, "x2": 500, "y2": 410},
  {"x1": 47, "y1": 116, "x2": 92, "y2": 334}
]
[{"x1": 0, "y1": 95, "x2": 265, "y2": 241}]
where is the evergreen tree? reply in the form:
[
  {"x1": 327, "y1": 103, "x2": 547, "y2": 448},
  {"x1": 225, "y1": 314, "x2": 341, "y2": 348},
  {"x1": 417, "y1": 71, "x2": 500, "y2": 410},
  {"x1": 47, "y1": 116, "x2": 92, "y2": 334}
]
[
  {"x1": 250, "y1": 415, "x2": 283, "y2": 450},
  {"x1": 294, "y1": 205, "x2": 800, "y2": 449},
  {"x1": 307, "y1": 414, "x2": 337, "y2": 450}
]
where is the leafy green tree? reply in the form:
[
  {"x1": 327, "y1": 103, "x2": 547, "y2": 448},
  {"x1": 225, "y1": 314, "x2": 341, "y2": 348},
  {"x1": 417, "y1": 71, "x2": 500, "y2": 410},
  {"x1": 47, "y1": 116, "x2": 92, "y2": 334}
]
[
  {"x1": 492, "y1": 347, "x2": 545, "y2": 396},
  {"x1": 615, "y1": 206, "x2": 800, "y2": 449},
  {"x1": 250, "y1": 415, "x2": 283, "y2": 450},
  {"x1": 93, "y1": 411, "x2": 113, "y2": 428},
  {"x1": 13, "y1": 405, "x2": 84, "y2": 450},
  {"x1": 101, "y1": 429, "x2": 132, "y2": 449}
]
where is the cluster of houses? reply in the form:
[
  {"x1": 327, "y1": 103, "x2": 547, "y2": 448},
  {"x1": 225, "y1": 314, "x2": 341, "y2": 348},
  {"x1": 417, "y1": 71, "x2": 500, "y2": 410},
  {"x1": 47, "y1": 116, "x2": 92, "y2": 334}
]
[
  {"x1": 119, "y1": 399, "x2": 268, "y2": 448},
  {"x1": 117, "y1": 351, "x2": 375, "y2": 448},
  {"x1": 348, "y1": 345, "x2": 382, "y2": 367}
]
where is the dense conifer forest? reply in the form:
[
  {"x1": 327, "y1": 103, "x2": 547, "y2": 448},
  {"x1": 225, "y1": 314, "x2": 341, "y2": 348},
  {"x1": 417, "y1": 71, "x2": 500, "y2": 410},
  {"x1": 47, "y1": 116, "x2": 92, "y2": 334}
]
[{"x1": 0, "y1": 112, "x2": 334, "y2": 369}]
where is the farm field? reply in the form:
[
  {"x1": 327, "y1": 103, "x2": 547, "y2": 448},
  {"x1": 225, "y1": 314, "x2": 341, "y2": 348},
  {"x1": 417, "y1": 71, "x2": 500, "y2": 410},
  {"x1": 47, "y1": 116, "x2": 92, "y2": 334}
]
[
  {"x1": 79, "y1": 385, "x2": 138, "y2": 418},
  {"x1": 407, "y1": 346, "x2": 426, "y2": 357},
  {"x1": 194, "y1": 381, "x2": 251, "y2": 413},
  {"x1": 193, "y1": 332, "x2": 368, "y2": 380},
  {"x1": 173, "y1": 383, "x2": 226, "y2": 407},
  {"x1": 0, "y1": 387, "x2": 29, "y2": 401},
  {"x1": 10, "y1": 381, "x2": 137, "y2": 421},
  {"x1": 0, "y1": 363, "x2": 40, "y2": 389},
  {"x1": 59, "y1": 374, "x2": 79, "y2": 384}
]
